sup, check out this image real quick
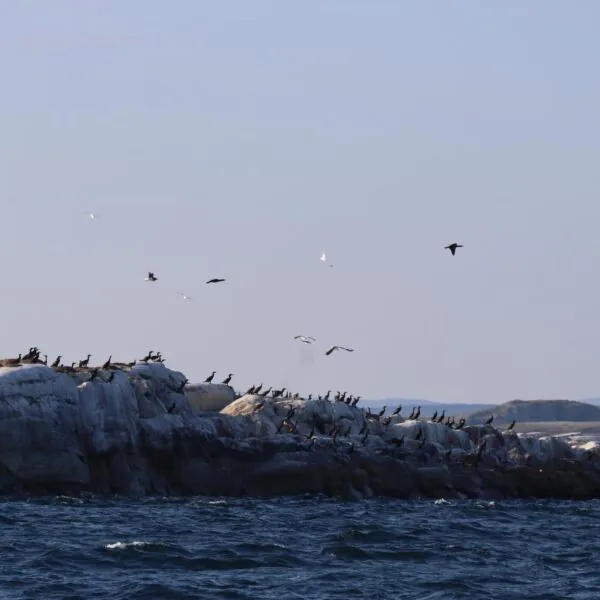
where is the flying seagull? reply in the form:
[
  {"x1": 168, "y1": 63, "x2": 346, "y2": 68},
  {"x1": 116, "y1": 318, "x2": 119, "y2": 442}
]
[
  {"x1": 177, "y1": 293, "x2": 193, "y2": 301},
  {"x1": 320, "y1": 252, "x2": 334, "y2": 267},
  {"x1": 206, "y1": 278, "x2": 226, "y2": 284},
  {"x1": 444, "y1": 243, "x2": 463, "y2": 256},
  {"x1": 87, "y1": 212, "x2": 100, "y2": 220},
  {"x1": 325, "y1": 345, "x2": 354, "y2": 356},
  {"x1": 144, "y1": 272, "x2": 158, "y2": 282},
  {"x1": 294, "y1": 335, "x2": 316, "y2": 344}
]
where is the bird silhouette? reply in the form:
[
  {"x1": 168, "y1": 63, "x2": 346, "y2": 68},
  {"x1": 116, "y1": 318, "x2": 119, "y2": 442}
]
[
  {"x1": 325, "y1": 345, "x2": 354, "y2": 356},
  {"x1": 444, "y1": 243, "x2": 463, "y2": 256}
]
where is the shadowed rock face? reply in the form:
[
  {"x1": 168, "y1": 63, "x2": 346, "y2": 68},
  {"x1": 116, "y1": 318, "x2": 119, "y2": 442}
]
[{"x1": 1, "y1": 365, "x2": 600, "y2": 500}]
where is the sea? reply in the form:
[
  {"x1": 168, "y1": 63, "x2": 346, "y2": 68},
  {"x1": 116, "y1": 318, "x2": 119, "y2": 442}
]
[{"x1": 0, "y1": 495, "x2": 598, "y2": 600}]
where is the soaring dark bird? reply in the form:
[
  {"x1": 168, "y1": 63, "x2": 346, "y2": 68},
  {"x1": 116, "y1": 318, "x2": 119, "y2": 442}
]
[
  {"x1": 204, "y1": 371, "x2": 216, "y2": 383},
  {"x1": 144, "y1": 272, "x2": 158, "y2": 282},
  {"x1": 222, "y1": 373, "x2": 233, "y2": 385},
  {"x1": 484, "y1": 414, "x2": 494, "y2": 426},
  {"x1": 444, "y1": 243, "x2": 463, "y2": 256},
  {"x1": 325, "y1": 345, "x2": 354, "y2": 356},
  {"x1": 206, "y1": 278, "x2": 226, "y2": 284}
]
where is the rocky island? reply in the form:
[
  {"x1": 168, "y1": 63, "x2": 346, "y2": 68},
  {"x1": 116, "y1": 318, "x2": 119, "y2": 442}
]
[{"x1": 1, "y1": 351, "x2": 599, "y2": 501}]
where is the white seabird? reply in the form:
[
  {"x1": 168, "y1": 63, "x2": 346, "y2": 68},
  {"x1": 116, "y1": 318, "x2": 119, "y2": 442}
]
[
  {"x1": 177, "y1": 293, "x2": 193, "y2": 301},
  {"x1": 320, "y1": 252, "x2": 334, "y2": 267},
  {"x1": 88, "y1": 212, "x2": 100, "y2": 220},
  {"x1": 294, "y1": 335, "x2": 316, "y2": 344},
  {"x1": 325, "y1": 345, "x2": 354, "y2": 356}
]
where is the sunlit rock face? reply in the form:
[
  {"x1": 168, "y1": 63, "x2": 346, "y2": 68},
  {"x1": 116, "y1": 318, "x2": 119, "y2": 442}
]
[{"x1": 0, "y1": 363, "x2": 598, "y2": 500}]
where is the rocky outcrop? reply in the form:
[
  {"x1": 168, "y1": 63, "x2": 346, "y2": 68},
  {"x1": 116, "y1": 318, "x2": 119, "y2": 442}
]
[{"x1": 1, "y1": 363, "x2": 600, "y2": 500}]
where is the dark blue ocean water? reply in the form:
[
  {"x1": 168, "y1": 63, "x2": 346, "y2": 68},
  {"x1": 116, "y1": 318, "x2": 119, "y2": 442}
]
[{"x1": 0, "y1": 496, "x2": 598, "y2": 600}]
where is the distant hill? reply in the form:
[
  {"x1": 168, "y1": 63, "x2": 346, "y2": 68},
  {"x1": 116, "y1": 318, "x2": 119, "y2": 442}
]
[{"x1": 466, "y1": 399, "x2": 600, "y2": 425}]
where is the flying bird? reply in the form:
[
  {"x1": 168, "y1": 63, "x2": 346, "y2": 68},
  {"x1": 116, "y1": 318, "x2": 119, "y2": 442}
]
[
  {"x1": 206, "y1": 278, "x2": 226, "y2": 284},
  {"x1": 325, "y1": 345, "x2": 354, "y2": 356},
  {"x1": 144, "y1": 272, "x2": 158, "y2": 282},
  {"x1": 320, "y1": 252, "x2": 334, "y2": 267},
  {"x1": 87, "y1": 212, "x2": 100, "y2": 220},
  {"x1": 444, "y1": 243, "x2": 463, "y2": 256},
  {"x1": 294, "y1": 335, "x2": 316, "y2": 344},
  {"x1": 177, "y1": 293, "x2": 193, "y2": 301}
]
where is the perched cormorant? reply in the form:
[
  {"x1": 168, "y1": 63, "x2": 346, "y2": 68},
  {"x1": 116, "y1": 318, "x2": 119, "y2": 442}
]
[
  {"x1": 392, "y1": 405, "x2": 402, "y2": 416},
  {"x1": 444, "y1": 243, "x2": 463, "y2": 256},
  {"x1": 437, "y1": 410, "x2": 446, "y2": 424},
  {"x1": 431, "y1": 410, "x2": 438, "y2": 421},
  {"x1": 51, "y1": 355, "x2": 61, "y2": 368},
  {"x1": 102, "y1": 356, "x2": 112, "y2": 370},
  {"x1": 377, "y1": 406, "x2": 386, "y2": 417},
  {"x1": 204, "y1": 371, "x2": 216, "y2": 383},
  {"x1": 506, "y1": 420, "x2": 516, "y2": 431},
  {"x1": 176, "y1": 378, "x2": 189, "y2": 393},
  {"x1": 484, "y1": 415, "x2": 494, "y2": 426},
  {"x1": 79, "y1": 354, "x2": 91, "y2": 368},
  {"x1": 222, "y1": 373, "x2": 233, "y2": 385}
]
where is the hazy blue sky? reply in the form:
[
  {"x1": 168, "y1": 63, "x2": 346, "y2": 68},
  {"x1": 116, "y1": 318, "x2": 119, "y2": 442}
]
[{"x1": 1, "y1": 1, "x2": 599, "y2": 402}]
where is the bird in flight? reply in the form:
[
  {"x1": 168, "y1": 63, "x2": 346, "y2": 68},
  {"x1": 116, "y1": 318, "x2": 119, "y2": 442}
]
[
  {"x1": 320, "y1": 252, "x2": 334, "y2": 267},
  {"x1": 294, "y1": 335, "x2": 316, "y2": 344},
  {"x1": 144, "y1": 272, "x2": 158, "y2": 282},
  {"x1": 325, "y1": 345, "x2": 354, "y2": 356},
  {"x1": 177, "y1": 293, "x2": 193, "y2": 301},
  {"x1": 206, "y1": 278, "x2": 226, "y2": 284},
  {"x1": 88, "y1": 212, "x2": 100, "y2": 220},
  {"x1": 444, "y1": 243, "x2": 463, "y2": 256}
]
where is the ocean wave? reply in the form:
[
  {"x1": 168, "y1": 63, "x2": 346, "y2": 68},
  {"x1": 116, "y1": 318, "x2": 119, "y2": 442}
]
[{"x1": 0, "y1": 497, "x2": 599, "y2": 599}]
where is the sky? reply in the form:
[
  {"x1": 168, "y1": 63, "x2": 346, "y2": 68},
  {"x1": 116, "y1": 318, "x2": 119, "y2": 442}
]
[{"x1": 1, "y1": 1, "x2": 599, "y2": 403}]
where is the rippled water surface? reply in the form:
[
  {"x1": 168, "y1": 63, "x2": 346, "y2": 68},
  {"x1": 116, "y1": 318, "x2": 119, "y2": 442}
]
[{"x1": 1, "y1": 495, "x2": 599, "y2": 599}]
